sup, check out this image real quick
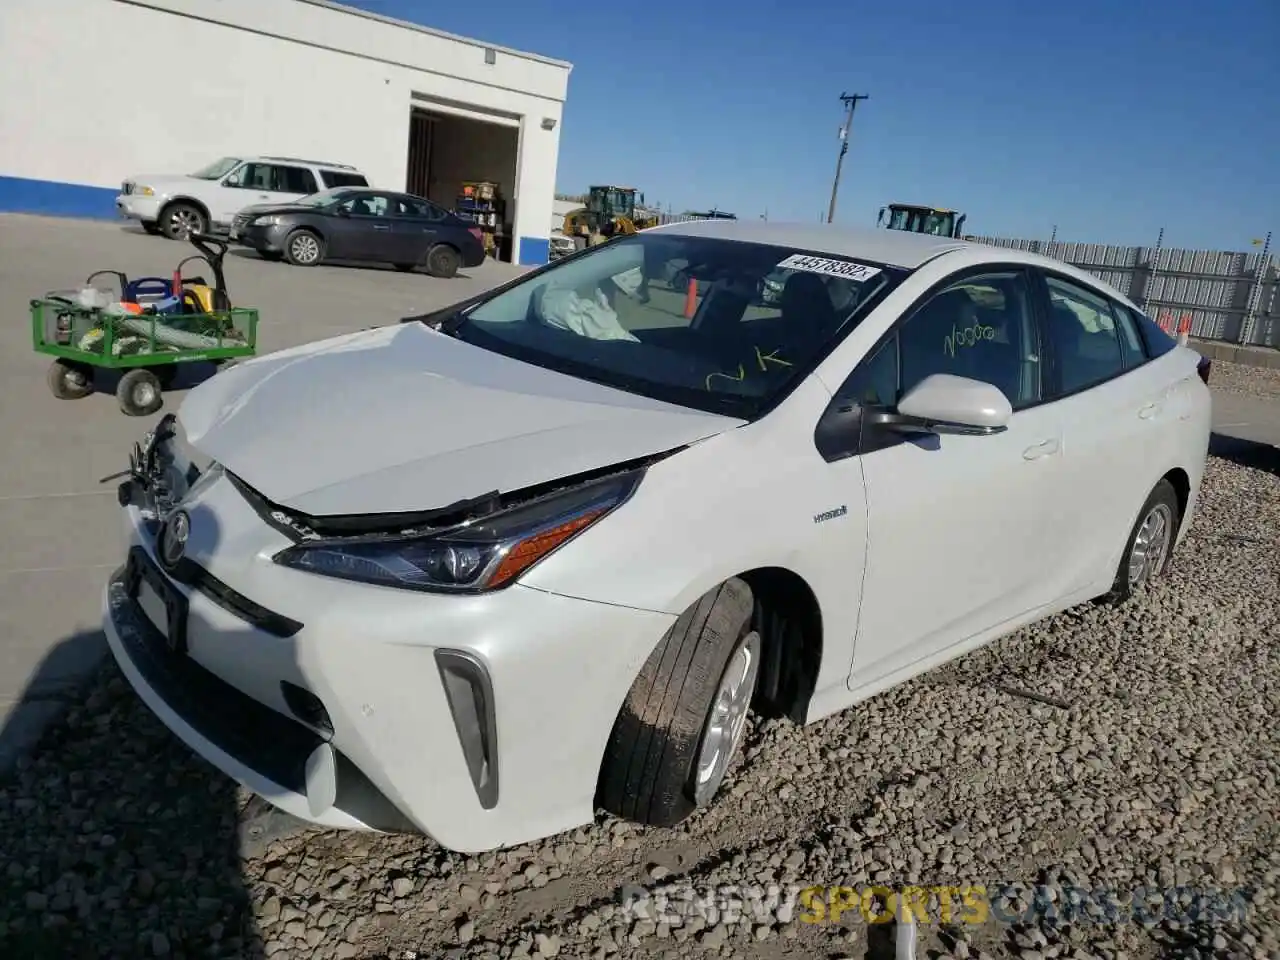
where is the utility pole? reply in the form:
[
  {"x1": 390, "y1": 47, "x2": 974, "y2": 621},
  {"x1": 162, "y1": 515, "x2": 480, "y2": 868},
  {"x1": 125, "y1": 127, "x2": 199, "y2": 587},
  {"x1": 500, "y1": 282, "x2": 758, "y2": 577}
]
[{"x1": 826, "y1": 92, "x2": 868, "y2": 224}]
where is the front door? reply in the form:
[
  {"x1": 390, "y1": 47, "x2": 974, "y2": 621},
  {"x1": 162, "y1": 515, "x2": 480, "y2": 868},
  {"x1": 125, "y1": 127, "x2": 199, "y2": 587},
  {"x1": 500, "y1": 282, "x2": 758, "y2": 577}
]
[
  {"x1": 329, "y1": 192, "x2": 399, "y2": 261},
  {"x1": 841, "y1": 267, "x2": 1068, "y2": 688}
]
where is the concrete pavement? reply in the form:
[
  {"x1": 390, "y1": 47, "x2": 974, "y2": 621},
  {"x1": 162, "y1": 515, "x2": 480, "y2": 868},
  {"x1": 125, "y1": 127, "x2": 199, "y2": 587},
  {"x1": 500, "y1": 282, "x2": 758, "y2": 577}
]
[{"x1": 0, "y1": 214, "x2": 525, "y2": 770}]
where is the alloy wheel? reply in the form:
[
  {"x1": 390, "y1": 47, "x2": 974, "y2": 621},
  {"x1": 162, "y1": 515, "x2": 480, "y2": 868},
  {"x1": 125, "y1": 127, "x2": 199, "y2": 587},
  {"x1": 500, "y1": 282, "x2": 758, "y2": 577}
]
[{"x1": 1128, "y1": 502, "x2": 1173, "y2": 588}]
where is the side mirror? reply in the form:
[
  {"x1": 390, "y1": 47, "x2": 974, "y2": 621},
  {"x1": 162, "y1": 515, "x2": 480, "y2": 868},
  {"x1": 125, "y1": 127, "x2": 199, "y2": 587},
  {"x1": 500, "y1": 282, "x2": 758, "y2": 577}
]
[
  {"x1": 880, "y1": 374, "x2": 1011, "y2": 435},
  {"x1": 334, "y1": 205, "x2": 350, "y2": 217},
  {"x1": 224, "y1": 174, "x2": 241, "y2": 187}
]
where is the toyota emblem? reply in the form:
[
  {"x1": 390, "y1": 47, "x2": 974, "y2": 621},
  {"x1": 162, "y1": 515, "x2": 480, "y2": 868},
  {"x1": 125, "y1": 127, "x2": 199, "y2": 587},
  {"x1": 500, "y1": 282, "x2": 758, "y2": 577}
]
[{"x1": 159, "y1": 510, "x2": 190, "y2": 569}]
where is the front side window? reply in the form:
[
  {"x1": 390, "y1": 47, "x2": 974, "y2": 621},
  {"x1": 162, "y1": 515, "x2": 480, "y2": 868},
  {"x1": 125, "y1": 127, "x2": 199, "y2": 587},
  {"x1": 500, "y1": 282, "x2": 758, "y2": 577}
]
[
  {"x1": 445, "y1": 235, "x2": 904, "y2": 418},
  {"x1": 1043, "y1": 275, "x2": 1127, "y2": 395},
  {"x1": 345, "y1": 193, "x2": 392, "y2": 217},
  {"x1": 842, "y1": 270, "x2": 1041, "y2": 409},
  {"x1": 229, "y1": 163, "x2": 275, "y2": 191}
]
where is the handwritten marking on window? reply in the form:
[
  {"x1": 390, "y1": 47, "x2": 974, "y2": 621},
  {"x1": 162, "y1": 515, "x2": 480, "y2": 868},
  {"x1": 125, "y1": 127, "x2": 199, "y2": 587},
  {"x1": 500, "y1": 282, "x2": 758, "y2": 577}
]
[
  {"x1": 944, "y1": 322, "x2": 996, "y2": 358},
  {"x1": 706, "y1": 365, "x2": 746, "y2": 390},
  {"x1": 755, "y1": 346, "x2": 792, "y2": 372}
]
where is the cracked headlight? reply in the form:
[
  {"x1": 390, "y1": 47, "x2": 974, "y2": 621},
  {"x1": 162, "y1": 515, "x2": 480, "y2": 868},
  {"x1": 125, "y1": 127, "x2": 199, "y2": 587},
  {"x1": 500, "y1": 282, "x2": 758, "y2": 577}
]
[{"x1": 272, "y1": 470, "x2": 642, "y2": 593}]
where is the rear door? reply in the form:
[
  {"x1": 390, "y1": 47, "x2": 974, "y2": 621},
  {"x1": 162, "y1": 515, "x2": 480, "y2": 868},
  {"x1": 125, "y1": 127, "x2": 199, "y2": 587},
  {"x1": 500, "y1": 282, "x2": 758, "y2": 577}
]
[
  {"x1": 1030, "y1": 269, "x2": 1179, "y2": 593},
  {"x1": 387, "y1": 195, "x2": 447, "y2": 265}
]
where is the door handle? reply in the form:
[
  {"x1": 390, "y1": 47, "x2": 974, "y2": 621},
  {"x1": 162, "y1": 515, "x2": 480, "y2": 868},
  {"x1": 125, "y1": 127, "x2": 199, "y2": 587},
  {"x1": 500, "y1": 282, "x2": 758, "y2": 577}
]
[
  {"x1": 1022, "y1": 438, "x2": 1059, "y2": 460},
  {"x1": 258, "y1": 194, "x2": 270, "y2": 200},
  {"x1": 1138, "y1": 402, "x2": 1161, "y2": 419},
  {"x1": 372, "y1": 225, "x2": 390, "y2": 231}
]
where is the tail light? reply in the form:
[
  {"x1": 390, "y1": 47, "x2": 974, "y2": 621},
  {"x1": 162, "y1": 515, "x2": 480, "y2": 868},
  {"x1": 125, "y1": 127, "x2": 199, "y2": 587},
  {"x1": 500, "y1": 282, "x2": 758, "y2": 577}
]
[
  {"x1": 1196, "y1": 355, "x2": 1212, "y2": 385},
  {"x1": 467, "y1": 227, "x2": 482, "y2": 242}
]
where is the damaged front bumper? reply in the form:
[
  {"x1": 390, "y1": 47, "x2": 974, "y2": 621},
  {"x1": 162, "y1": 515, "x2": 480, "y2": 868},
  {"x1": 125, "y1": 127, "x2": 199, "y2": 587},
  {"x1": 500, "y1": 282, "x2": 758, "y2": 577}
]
[{"x1": 102, "y1": 416, "x2": 677, "y2": 852}]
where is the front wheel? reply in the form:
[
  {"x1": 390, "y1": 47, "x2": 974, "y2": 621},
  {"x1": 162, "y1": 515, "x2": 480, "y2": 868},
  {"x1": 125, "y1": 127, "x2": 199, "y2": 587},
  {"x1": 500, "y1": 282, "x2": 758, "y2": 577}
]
[
  {"x1": 1102, "y1": 478, "x2": 1180, "y2": 604},
  {"x1": 598, "y1": 578, "x2": 759, "y2": 827},
  {"x1": 160, "y1": 202, "x2": 206, "y2": 241},
  {"x1": 284, "y1": 229, "x2": 324, "y2": 266},
  {"x1": 116, "y1": 368, "x2": 164, "y2": 417}
]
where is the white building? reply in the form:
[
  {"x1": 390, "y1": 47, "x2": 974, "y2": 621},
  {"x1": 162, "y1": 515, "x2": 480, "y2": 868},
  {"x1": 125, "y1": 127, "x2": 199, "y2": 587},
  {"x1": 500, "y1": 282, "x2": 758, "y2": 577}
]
[{"x1": 0, "y1": 0, "x2": 571, "y2": 265}]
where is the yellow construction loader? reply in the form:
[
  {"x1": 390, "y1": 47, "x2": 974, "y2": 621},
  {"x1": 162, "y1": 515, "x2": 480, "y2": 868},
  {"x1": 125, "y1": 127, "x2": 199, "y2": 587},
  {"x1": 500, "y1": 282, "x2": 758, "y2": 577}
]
[
  {"x1": 877, "y1": 203, "x2": 968, "y2": 239},
  {"x1": 562, "y1": 185, "x2": 658, "y2": 248}
]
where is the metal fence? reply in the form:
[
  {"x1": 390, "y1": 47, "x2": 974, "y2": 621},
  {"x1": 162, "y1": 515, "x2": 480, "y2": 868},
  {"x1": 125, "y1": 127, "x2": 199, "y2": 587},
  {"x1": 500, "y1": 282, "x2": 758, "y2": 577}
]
[{"x1": 968, "y1": 231, "x2": 1278, "y2": 348}]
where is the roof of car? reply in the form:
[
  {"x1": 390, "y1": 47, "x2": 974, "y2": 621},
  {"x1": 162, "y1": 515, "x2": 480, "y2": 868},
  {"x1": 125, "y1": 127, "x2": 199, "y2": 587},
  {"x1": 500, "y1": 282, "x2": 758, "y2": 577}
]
[{"x1": 646, "y1": 218, "x2": 974, "y2": 269}]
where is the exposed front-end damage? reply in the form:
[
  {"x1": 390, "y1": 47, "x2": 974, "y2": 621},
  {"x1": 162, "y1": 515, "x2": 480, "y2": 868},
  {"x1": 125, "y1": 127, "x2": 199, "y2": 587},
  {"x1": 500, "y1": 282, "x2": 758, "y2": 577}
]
[{"x1": 101, "y1": 403, "x2": 689, "y2": 852}]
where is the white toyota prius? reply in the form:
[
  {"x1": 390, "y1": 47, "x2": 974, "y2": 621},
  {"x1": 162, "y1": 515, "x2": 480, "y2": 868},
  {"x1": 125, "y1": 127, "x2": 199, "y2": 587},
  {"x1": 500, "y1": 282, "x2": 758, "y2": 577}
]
[{"x1": 102, "y1": 220, "x2": 1213, "y2": 853}]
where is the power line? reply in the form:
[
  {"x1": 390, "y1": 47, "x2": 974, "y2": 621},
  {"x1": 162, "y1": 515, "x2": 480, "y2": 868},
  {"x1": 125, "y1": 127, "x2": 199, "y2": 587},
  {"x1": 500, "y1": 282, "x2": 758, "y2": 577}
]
[{"x1": 826, "y1": 92, "x2": 868, "y2": 224}]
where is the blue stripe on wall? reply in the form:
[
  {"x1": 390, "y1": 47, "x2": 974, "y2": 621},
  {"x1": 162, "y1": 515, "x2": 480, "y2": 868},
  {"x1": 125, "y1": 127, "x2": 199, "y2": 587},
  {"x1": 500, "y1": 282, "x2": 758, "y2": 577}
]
[
  {"x1": 0, "y1": 175, "x2": 119, "y2": 220},
  {"x1": 518, "y1": 236, "x2": 549, "y2": 267}
]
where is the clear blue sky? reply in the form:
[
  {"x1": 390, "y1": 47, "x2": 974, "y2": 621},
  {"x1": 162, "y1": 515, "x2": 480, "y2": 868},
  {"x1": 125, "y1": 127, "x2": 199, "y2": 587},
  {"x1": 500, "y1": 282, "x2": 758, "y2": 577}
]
[{"x1": 346, "y1": 0, "x2": 1277, "y2": 251}]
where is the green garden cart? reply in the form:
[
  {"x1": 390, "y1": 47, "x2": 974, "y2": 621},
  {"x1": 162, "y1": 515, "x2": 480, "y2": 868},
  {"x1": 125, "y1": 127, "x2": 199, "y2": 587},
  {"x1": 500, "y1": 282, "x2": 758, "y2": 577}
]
[{"x1": 31, "y1": 234, "x2": 259, "y2": 416}]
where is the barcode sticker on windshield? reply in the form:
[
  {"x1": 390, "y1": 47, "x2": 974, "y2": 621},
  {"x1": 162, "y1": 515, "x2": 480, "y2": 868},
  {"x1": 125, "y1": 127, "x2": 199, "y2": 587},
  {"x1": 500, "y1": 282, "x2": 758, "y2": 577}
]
[{"x1": 776, "y1": 254, "x2": 881, "y2": 282}]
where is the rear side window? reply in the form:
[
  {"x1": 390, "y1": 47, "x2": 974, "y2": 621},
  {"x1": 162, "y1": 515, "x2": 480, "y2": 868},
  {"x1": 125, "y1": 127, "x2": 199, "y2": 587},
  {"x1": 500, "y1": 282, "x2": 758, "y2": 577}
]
[
  {"x1": 275, "y1": 165, "x2": 318, "y2": 195},
  {"x1": 321, "y1": 170, "x2": 369, "y2": 189},
  {"x1": 1111, "y1": 303, "x2": 1147, "y2": 369},
  {"x1": 1128, "y1": 306, "x2": 1178, "y2": 360}
]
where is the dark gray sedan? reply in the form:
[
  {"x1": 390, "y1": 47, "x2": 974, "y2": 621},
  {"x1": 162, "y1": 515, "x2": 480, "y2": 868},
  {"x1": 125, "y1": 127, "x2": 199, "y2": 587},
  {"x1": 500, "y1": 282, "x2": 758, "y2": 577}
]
[{"x1": 229, "y1": 187, "x2": 487, "y2": 278}]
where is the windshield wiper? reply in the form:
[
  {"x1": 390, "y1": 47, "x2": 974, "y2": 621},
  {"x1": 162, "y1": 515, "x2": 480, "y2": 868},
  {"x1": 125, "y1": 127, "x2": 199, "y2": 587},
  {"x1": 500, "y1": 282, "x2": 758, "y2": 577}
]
[{"x1": 401, "y1": 303, "x2": 472, "y2": 336}]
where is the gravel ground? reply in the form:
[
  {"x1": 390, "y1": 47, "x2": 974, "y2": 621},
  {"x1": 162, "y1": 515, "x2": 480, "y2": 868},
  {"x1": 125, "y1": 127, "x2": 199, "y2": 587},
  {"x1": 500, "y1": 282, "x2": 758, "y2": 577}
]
[
  {"x1": 1206, "y1": 359, "x2": 1280, "y2": 401},
  {"x1": 2, "y1": 435, "x2": 1277, "y2": 960}
]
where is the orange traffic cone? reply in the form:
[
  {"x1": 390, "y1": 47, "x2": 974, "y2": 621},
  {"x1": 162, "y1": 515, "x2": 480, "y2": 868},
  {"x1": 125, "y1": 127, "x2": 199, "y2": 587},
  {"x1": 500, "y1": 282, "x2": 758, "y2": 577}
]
[{"x1": 684, "y1": 277, "x2": 698, "y2": 319}]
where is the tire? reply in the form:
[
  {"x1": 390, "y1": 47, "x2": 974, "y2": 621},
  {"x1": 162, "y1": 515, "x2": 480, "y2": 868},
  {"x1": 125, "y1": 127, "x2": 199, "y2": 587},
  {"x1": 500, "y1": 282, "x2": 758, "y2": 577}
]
[
  {"x1": 598, "y1": 578, "x2": 760, "y2": 827},
  {"x1": 116, "y1": 368, "x2": 164, "y2": 417},
  {"x1": 1102, "y1": 478, "x2": 1180, "y2": 605},
  {"x1": 160, "y1": 202, "x2": 207, "y2": 241},
  {"x1": 425, "y1": 244, "x2": 462, "y2": 279},
  {"x1": 47, "y1": 359, "x2": 94, "y2": 399},
  {"x1": 284, "y1": 229, "x2": 324, "y2": 266},
  {"x1": 141, "y1": 221, "x2": 162, "y2": 236}
]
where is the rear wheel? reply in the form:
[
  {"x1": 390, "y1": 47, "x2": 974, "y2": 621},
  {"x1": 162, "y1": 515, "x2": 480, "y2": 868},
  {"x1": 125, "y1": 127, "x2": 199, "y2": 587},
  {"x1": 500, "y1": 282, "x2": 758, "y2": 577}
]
[
  {"x1": 284, "y1": 229, "x2": 323, "y2": 266},
  {"x1": 1102, "y1": 479, "x2": 1180, "y2": 604},
  {"x1": 425, "y1": 244, "x2": 462, "y2": 279},
  {"x1": 598, "y1": 578, "x2": 759, "y2": 827},
  {"x1": 117, "y1": 368, "x2": 163, "y2": 417},
  {"x1": 47, "y1": 359, "x2": 94, "y2": 399}
]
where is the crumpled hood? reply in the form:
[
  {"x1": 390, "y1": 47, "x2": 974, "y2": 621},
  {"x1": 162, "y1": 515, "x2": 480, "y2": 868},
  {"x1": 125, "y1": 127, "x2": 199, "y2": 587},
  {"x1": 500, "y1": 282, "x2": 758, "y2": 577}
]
[{"x1": 177, "y1": 323, "x2": 743, "y2": 516}]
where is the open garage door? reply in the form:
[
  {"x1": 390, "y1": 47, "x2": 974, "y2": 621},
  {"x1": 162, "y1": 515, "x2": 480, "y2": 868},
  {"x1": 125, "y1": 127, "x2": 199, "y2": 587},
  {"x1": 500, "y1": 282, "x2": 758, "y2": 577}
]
[{"x1": 406, "y1": 103, "x2": 519, "y2": 263}]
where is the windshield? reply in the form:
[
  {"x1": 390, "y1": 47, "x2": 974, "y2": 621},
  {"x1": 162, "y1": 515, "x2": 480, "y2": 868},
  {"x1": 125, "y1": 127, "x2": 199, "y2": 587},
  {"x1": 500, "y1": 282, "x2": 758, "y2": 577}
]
[
  {"x1": 449, "y1": 234, "x2": 904, "y2": 418},
  {"x1": 189, "y1": 157, "x2": 242, "y2": 180},
  {"x1": 294, "y1": 188, "x2": 357, "y2": 207}
]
